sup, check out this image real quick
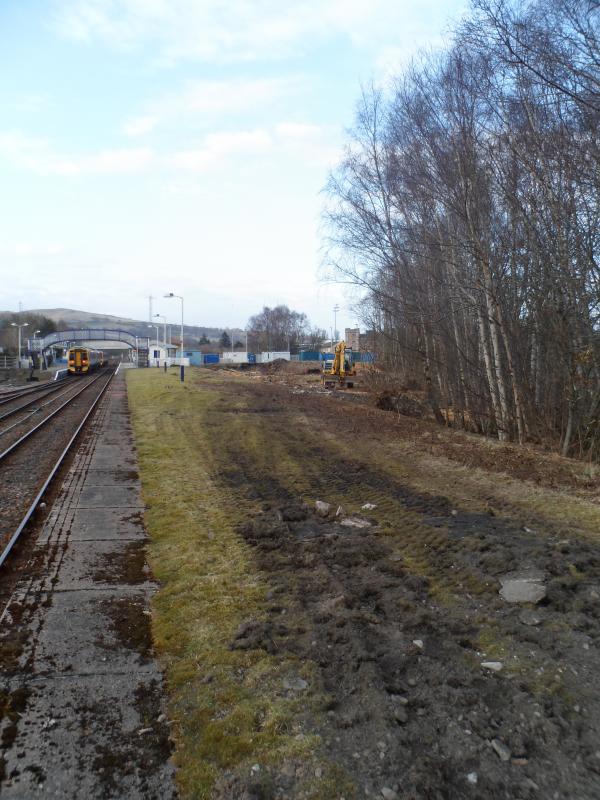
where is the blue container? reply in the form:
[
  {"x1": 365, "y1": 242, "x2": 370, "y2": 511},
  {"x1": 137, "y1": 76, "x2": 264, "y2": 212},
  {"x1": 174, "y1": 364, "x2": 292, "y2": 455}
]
[
  {"x1": 203, "y1": 353, "x2": 219, "y2": 365},
  {"x1": 183, "y1": 350, "x2": 204, "y2": 366},
  {"x1": 300, "y1": 351, "x2": 320, "y2": 361},
  {"x1": 247, "y1": 353, "x2": 256, "y2": 364}
]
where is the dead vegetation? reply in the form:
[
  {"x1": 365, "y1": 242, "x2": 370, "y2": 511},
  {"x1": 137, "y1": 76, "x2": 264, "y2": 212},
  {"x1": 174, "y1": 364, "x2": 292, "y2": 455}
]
[{"x1": 128, "y1": 368, "x2": 600, "y2": 799}]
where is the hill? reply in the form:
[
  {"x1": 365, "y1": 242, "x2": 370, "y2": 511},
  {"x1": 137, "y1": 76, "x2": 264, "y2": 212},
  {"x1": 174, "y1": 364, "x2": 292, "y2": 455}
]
[{"x1": 18, "y1": 308, "x2": 244, "y2": 345}]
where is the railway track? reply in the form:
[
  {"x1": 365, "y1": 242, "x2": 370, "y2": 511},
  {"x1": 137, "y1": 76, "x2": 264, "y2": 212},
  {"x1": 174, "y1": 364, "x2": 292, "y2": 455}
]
[
  {"x1": 0, "y1": 368, "x2": 115, "y2": 568},
  {"x1": 0, "y1": 375, "x2": 67, "y2": 405}
]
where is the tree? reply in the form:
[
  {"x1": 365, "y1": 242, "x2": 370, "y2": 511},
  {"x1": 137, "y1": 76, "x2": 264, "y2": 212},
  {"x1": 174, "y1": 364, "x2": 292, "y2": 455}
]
[
  {"x1": 198, "y1": 334, "x2": 210, "y2": 345},
  {"x1": 246, "y1": 305, "x2": 309, "y2": 352},
  {"x1": 219, "y1": 331, "x2": 231, "y2": 349},
  {"x1": 324, "y1": 0, "x2": 600, "y2": 458}
]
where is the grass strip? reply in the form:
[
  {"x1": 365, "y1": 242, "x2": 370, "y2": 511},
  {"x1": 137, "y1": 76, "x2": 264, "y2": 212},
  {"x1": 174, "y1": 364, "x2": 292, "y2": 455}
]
[{"x1": 126, "y1": 369, "x2": 317, "y2": 799}]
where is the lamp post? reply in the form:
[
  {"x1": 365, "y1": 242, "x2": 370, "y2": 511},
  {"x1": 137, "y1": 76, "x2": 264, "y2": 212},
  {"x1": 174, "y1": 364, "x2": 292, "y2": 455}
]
[
  {"x1": 148, "y1": 324, "x2": 159, "y2": 366},
  {"x1": 164, "y1": 293, "x2": 184, "y2": 381},
  {"x1": 333, "y1": 304, "x2": 340, "y2": 344},
  {"x1": 11, "y1": 322, "x2": 29, "y2": 367},
  {"x1": 154, "y1": 314, "x2": 166, "y2": 351}
]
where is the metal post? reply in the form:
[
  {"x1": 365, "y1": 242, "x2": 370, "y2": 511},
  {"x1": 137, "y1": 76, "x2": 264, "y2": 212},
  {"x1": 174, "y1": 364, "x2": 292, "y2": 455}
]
[
  {"x1": 180, "y1": 297, "x2": 184, "y2": 366},
  {"x1": 333, "y1": 304, "x2": 340, "y2": 344}
]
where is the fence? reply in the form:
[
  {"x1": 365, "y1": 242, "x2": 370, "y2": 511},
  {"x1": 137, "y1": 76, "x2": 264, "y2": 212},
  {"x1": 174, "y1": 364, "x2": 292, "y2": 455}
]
[{"x1": 0, "y1": 356, "x2": 18, "y2": 369}]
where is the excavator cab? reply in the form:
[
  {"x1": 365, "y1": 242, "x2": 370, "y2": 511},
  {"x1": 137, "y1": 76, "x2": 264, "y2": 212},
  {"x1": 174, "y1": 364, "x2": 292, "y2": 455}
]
[{"x1": 321, "y1": 341, "x2": 357, "y2": 388}]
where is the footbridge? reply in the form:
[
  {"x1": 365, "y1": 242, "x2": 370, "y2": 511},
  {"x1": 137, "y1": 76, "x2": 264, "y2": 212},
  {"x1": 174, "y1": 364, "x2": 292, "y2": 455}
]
[{"x1": 28, "y1": 329, "x2": 143, "y2": 350}]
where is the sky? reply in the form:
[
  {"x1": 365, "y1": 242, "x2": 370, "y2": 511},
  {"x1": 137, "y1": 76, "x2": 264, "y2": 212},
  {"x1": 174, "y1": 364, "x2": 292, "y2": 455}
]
[{"x1": 0, "y1": 0, "x2": 466, "y2": 335}]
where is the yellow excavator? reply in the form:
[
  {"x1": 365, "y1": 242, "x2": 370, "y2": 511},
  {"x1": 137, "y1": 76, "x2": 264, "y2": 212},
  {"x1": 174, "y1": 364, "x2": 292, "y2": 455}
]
[{"x1": 321, "y1": 341, "x2": 358, "y2": 388}]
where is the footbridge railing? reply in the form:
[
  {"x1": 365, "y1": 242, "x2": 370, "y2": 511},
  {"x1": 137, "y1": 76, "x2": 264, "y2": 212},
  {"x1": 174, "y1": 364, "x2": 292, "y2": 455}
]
[{"x1": 28, "y1": 329, "x2": 141, "y2": 350}]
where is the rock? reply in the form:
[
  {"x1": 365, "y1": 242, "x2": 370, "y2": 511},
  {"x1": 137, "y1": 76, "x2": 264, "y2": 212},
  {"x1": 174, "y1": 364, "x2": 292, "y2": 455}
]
[
  {"x1": 467, "y1": 772, "x2": 478, "y2": 785},
  {"x1": 283, "y1": 677, "x2": 308, "y2": 691},
  {"x1": 137, "y1": 727, "x2": 152, "y2": 736},
  {"x1": 519, "y1": 608, "x2": 543, "y2": 626},
  {"x1": 491, "y1": 739, "x2": 511, "y2": 762},
  {"x1": 413, "y1": 639, "x2": 424, "y2": 649},
  {"x1": 362, "y1": 503, "x2": 377, "y2": 510},
  {"x1": 251, "y1": 764, "x2": 261, "y2": 774},
  {"x1": 340, "y1": 517, "x2": 372, "y2": 529},
  {"x1": 499, "y1": 570, "x2": 546, "y2": 604},
  {"x1": 394, "y1": 707, "x2": 408, "y2": 724},
  {"x1": 315, "y1": 500, "x2": 331, "y2": 517},
  {"x1": 336, "y1": 505, "x2": 345, "y2": 517},
  {"x1": 481, "y1": 661, "x2": 503, "y2": 672},
  {"x1": 381, "y1": 788, "x2": 399, "y2": 800},
  {"x1": 315, "y1": 767, "x2": 322, "y2": 779}
]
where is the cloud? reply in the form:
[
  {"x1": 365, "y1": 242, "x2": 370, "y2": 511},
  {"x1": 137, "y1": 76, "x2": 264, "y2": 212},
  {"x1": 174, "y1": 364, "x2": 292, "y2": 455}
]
[
  {"x1": 0, "y1": 119, "x2": 339, "y2": 178},
  {"x1": 0, "y1": 242, "x2": 65, "y2": 258},
  {"x1": 0, "y1": 132, "x2": 154, "y2": 176},
  {"x1": 167, "y1": 129, "x2": 273, "y2": 172},
  {"x1": 122, "y1": 76, "x2": 299, "y2": 137},
  {"x1": 52, "y1": 0, "x2": 458, "y2": 64},
  {"x1": 123, "y1": 114, "x2": 158, "y2": 137}
]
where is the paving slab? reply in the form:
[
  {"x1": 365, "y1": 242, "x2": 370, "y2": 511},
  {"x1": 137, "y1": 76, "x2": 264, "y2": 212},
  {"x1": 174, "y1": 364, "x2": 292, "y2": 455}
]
[
  {"x1": 38, "y1": 507, "x2": 147, "y2": 544},
  {"x1": 1, "y1": 673, "x2": 172, "y2": 799},
  {"x1": 77, "y1": 483, "x2": 144, "y2": 508},
  {"x1": 0, "y1": 371, "x2": 176, "y2": 798},
  {"x1": 44, "y1": 538, "x2": 153, "y2": 590}
]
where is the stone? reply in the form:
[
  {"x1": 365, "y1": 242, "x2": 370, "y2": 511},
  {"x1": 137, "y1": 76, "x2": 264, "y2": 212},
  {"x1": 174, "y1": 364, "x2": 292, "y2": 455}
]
[
  {"x1": 394, "y1": 707, "x2": 408, "y2": 724},
  {"x1": 381, "y1": 789, "x2": 398, "y2": 800},
  {"x1": 336, "y1": 505, "x2": 345, "y2": 517},
  {"x1": 283, "y1": 677, "x2": 308, "y2": 691},
  {"x1": 251, "y1": 764, "x2": 261, "y2": 773},
  {"x1": 491, "y1": 739, "x2": 511, "y2": 762},
  {"x1": 362, "y1": 503, "x2": 377, "y2": 510},
  {"x1": 413, "y1": 639, "x2": 424, "y2": 649},
  {"x1": 481, "y1": 661, "x2": 503, "y2": 672},
  {"x1": 467, "y1": 772, "x2": 478, "y2": 785},
  {"x1": 340, "y1": 517, "x2": 372, "y2": 529},
  {"x1": 519, "y1": 608, "x2": 543, "y2": 626},
  {"x1": 315, "y1": 500, "x2": 331, "y2": 517},
  {"x1": 499, "y1": 570, "x2": 546, "y2": 604}
]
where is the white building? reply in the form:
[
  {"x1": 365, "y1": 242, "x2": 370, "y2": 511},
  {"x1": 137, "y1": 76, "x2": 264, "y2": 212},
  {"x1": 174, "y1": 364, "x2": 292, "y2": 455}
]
[
  {"x1": 221, "y1": 351, "x2": 249, "y2": 364},
  {"x1": 256, "y1": 351, "x2": 291, "y2": 363},
  {"x1": 148, "y1": 341, "x2": 181, "y2": 367}
]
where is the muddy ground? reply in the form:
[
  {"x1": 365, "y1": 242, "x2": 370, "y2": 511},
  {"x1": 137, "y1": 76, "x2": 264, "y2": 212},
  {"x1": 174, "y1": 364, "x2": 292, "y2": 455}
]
[{"x1": 198, "y1": 376, "x2": 600, "y2": 800}]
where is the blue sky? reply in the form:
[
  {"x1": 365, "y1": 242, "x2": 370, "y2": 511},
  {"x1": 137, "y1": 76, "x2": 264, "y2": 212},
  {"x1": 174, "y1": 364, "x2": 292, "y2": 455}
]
[{"x1": 1, "y1": 0, "x2": 466, "y2": 333}]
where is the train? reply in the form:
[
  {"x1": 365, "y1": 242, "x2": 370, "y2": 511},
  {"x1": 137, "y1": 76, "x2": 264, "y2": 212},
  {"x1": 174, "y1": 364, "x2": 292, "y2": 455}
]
[{"x1": 67, "y1": 347, "x2": 106, "y2": 375}]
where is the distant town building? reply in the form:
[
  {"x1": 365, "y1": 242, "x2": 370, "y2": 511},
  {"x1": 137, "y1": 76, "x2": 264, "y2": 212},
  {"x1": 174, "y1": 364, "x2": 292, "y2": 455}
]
[{"x1": 344, "y1": 328, "x2": 361, "y2": 351}]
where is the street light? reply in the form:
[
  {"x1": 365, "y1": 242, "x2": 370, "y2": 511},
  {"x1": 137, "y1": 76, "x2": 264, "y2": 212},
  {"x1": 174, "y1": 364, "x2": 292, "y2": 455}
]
[
  {"x1": 11, "y1": 322, "x2": 28, "y2": 366},
  {"x1": 333, "y1": 304, "x2": 340, "y2": 344},
  {"x1": 154, "y1": 314, "x2": 167, "y2": 352},
  {"x1": 164, "y1": 293, "x2": 184, "y2": 381}
]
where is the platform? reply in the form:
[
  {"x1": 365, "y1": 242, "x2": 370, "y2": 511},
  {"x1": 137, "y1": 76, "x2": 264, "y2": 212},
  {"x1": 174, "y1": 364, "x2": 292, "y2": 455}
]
[{"x1": 0, "y1": 372, "x2": 176, "y2": 798}]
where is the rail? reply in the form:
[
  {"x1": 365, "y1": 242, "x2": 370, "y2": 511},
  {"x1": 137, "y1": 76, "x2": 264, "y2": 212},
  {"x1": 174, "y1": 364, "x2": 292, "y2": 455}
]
[
  {"x1": 0, "y1": 380, "x2": 75, "y2": 424},
  {"x1": 0, "y1": 370, "x2": 114, "y2": 567},
  {"x1": 0, "y1": 371, "x2": 108, "y2": 464},
  {"x1": 0, "y1": 375, "x2": 67, "y2": 406}
]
